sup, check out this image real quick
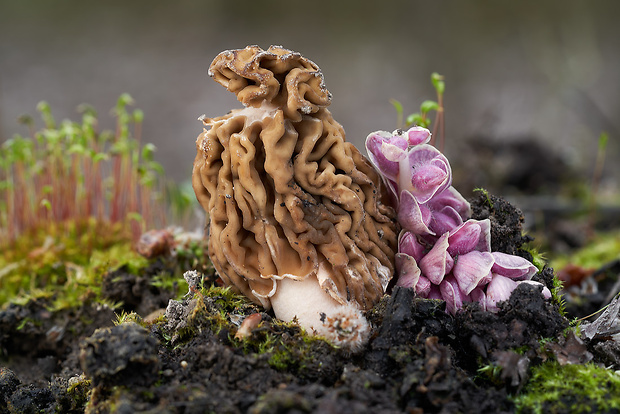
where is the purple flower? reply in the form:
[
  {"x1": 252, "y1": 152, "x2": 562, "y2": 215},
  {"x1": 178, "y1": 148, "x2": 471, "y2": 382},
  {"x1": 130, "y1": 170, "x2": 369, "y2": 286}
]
[
  {"x1": 364, "y1": 126, "x2": 550, "y2": 315},
  {"x1": 406, "y1": 126, "x2": 432, "y2": 145},
  {"x1": 405, "y1": 144, "x2": 451, "y2": 203},
  {"x1": 365, "y1": 127, "x2": 451, "y2": 204},
  {"x1": 396, "y1": 219, "x2": 548, "y2": 314},
  {"x1": 365, "y1": 130, "x2": 407, "y2": 183},
  {"x1": 491, "y1": 252, "x2": 538, "y2": 280},
  {"x1": 398, "y1": 186, "x2": 471, "y2": 236}
]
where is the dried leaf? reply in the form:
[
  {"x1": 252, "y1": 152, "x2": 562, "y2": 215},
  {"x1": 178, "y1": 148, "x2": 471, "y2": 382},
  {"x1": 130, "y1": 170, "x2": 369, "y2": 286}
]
[
  {"x1": 581, "y1": 294, "x2": 620, "y2": 341},
  {"x1": 547, "y1": 330, "x2": 593, "y2": 365}
]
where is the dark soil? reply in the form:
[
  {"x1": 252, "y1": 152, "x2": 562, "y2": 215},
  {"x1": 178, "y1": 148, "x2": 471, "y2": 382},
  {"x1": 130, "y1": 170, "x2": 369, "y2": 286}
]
[
  {"x1": 0, "y1": 195, "x2": 617, "y2": 413},
  {"x1": 469, "y1": 191, "x2": 533, "y2": 260}
]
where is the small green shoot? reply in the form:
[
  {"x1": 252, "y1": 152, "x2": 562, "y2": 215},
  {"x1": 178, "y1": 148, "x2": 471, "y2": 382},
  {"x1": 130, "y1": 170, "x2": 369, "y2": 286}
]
[
  {"x1": 473, "y1": 187, "x2": 494, "y2": 209},
  {"x1": 587, "y1": 131, "x2": 609, "y2": 239},
  {"x1": 390, "y1": 99, "x2": 404, "y2": 130},
  {"x1": 391, "y1": 72, "x2": 446, "y2": 150},
  {"x1": 114, "y1": 310, "x2": 144, "y2": 326},
  {"x1": 477, "y1": 362, "x2": 503, "y2": 385}
]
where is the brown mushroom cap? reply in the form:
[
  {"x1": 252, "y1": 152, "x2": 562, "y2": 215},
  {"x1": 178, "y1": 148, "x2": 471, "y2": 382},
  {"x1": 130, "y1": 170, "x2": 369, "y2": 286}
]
[{"x1": 192, "y1": 45, "x2": 398, "y2": 311}]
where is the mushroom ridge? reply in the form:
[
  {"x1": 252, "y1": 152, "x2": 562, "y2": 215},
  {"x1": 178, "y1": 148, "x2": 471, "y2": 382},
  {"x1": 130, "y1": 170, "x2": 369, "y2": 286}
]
[{"x1": 192, "y1": 45, "x2": 398, "y2": 322}]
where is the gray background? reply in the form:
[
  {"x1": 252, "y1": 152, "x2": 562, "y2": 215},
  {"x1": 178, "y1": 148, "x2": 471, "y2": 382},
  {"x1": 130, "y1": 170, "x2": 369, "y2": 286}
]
[{"x1": 1, "y1": 0, "x2": 618, "y2": 195}]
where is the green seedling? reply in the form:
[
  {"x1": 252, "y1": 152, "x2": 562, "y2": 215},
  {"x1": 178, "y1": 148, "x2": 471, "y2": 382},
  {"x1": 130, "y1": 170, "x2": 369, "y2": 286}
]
[
  {"x1": 391, "y1": 72, "x2": 446, "y2": 150},
  {"x1": 587, "y1": 131, "x2": 609, "y2": 239}
]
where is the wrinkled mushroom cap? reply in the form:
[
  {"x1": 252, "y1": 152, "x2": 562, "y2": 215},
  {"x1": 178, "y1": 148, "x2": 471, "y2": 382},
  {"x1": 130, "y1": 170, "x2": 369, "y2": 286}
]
[{"x1": 192, "y1": 45, "x2": 398, "y2": 311}]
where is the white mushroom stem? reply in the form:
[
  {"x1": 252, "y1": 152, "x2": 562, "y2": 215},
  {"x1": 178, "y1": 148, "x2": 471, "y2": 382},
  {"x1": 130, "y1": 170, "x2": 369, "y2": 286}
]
[{"x1": 270, "y1": 263, "x2": 370, "y2": 352}]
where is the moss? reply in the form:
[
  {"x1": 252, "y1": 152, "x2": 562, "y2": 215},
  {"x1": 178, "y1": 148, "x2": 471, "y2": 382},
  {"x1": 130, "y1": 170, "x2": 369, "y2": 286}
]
[
  {"x1": 551, "y1": 230, "x2": 620, "y2": 271},
  {"x1": 514, "y1": 361, "x2": 620, "y2": 413},
  {"x1": 0, "y1": 97, "x2": 191, "y2": 312},
  {"x1": 473, "y1": 187, "x2": 494, "y2": 209},
  {"x1": 0, "y1": 220, "x2": 145, "y2": 308},
  {"x1": 237, "y1": 317, "x2": 339, "y2": 379},
  {"x1": 201, "y1": 285, "x2": 254, "y2": 315},
  {"x1": 522, "y1": 243, "x2": 547, "y2": 272},
  {"x1": 62, "y1": 376, "x2": 91, "y2": 413},
  {"x1": 114, "y1": 311, "x2": 145, "y2": 327},
  {"x1": 159, "y1": 285, "x2": 341, "y2": 381},
  {"x1": 150, "y1": 269, "x2": 189, "y2": 300},
  {"x1": 200, "y1": 286, "x2": 259, "y2": 335},
  {"x1": 158, "y1": 286, "x2": 262, "y2": 348},
  {"x1": 174, "y1": 236, "x2": 213, "y2": 275}
]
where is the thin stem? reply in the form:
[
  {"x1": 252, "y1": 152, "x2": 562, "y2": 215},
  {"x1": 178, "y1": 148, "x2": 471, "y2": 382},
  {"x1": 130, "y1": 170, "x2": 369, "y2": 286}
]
[
  {"x1": 431, "y1": 93, "x2": 444, "y2": 151},
  {"x1": 587, "y1": 132, "x2": 608, "y2": 239},
  {"x1": 398, "y1": 155, "x2": 414, "y2": 195}
]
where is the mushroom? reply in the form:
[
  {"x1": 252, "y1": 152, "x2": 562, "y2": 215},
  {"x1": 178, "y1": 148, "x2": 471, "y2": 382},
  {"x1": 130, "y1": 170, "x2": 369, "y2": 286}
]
[{"x1": 192, "y1": 45, "x2": 398, "y2": 348}]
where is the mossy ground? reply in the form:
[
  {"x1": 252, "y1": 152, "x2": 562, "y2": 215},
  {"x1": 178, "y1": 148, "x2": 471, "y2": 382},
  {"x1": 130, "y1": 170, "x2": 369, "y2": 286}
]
[
  {"x1": 515, "y1": 361, "x2": 620, "y2": 414},
  {"x1": 1, "y1": 195, "x2": 619, "y2": 413}
]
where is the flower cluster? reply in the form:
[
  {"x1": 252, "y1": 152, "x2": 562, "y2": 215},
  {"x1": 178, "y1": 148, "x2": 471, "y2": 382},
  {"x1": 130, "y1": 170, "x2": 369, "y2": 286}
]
[{"x1": 366, "y1": 127, "x2": 550, "y2": 314}]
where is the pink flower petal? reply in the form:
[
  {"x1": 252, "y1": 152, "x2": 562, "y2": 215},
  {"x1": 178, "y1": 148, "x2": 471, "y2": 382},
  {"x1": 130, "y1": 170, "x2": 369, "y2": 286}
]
[
  {"x1": 428, "y1": 284, "x2": 442, "y2": 300},
  {"x1": 381, "y1": 140, "x2": 407, "y2": 162},
  {"x1": 447, "y1": 219, "x2": 491, "y2": 256},
  {"x1": 398, "y1": 191, "x2": 434, "y2": 235},
  {"x1": 395, "y1": 253, "x2": 421, "y2": 289},
  {"x1": 427, "y1": 186, "x2": 471, "y2": 221},
  {"x1": 415, "y1": 275, "x2": 432, "y2": 297},
  {"x1": 419, "y1": 233, "x2": 453, "y2": 285},
  {"x1": 485, "y1": 274, "x2": 518, "y2": 312},
  {"x1": 453, "y1": 251, "x2": 495, "y2": 294},
  {"x1": 406, "y1": 126, "x2": 432, "y2": 146},
  {"x1": 406, "y1": 145, "x2": 452, "y2": 204},
  {"x1": 365, "y1": 130, "x2": 403, "y2": 182},
  {"x1": 398, "y1": 231, "x2": 427, "y2": 262},
  {"x1": 447, "y1": 221, "x2": 480, "y2": 255},
  {"x1": 411, "y1": 164, "x2": 449, "y2": 198},
  {"x1": 440, "y1": 275, "x2": 468, "y2": 315},
  {"x1": 491, "y1": 252, "x2": 538, "y2": 280},
  {"x1": 479, "y1": 220, "x2": 492, "y2": 251},
  {"x1": 429, "y1": 205, "x2": 464, "y2": 236},
  {"x1": 477, "y1": 271, "x2": 493, "y2": 288},
  {"x1": 470, "y1": 287, "x2": 487, "y2": 311},
  {"x1": 518, "y1": 281, "x2": 552, "y2": 299}
]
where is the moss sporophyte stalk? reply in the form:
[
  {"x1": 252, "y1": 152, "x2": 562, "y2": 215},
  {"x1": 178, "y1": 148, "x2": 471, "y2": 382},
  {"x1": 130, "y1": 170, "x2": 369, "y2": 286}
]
[
  {"x1": 0, "y1": 94, "x2": 165, "y2": 248},
  {"x1": 0, "y1": 96, "x2": 175, "y2": 309}
]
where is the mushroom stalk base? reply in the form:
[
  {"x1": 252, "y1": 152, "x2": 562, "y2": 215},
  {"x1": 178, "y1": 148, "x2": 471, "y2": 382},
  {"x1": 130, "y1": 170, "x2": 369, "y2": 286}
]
[{"x1": 270, "y1": 272, "x2": 370, "y2": 351}]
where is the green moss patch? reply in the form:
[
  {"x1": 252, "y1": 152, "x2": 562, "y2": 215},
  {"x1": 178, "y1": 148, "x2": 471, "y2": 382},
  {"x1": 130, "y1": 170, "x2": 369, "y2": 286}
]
[
  {"x1": 552, "y1": 230, "x2": 620, "y2": 271},
  {"x1": 515, "y1": 361, "x2": 620, "y2": 413}
]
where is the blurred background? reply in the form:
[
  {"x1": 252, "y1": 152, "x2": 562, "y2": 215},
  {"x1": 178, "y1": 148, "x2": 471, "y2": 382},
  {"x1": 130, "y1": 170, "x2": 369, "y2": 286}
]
[{"x1": 1, "y1": 0, "x2": 618, "y2": 213}]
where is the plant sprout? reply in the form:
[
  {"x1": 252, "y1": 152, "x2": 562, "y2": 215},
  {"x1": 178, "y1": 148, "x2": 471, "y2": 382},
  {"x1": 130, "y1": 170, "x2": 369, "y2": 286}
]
[{"x1": 390, "y1": 72, "x2": 446, "y2": 151}]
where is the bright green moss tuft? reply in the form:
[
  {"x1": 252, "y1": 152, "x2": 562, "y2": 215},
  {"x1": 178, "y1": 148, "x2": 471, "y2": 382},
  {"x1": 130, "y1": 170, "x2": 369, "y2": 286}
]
[
  {"x1": 515, "y1": 361, "x2": 620, "y2": 413},
  {"x1": 0, "y1": 222, "x2": 146, "y2": 310}
]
